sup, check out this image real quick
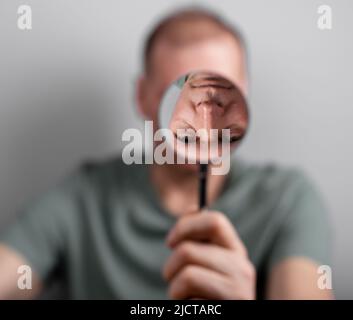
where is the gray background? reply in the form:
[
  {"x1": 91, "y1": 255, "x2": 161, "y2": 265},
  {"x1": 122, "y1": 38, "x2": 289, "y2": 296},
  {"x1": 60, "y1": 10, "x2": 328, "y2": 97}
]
[{"x1": 0, "y1": 0, "x2": 352, "y2": 298}]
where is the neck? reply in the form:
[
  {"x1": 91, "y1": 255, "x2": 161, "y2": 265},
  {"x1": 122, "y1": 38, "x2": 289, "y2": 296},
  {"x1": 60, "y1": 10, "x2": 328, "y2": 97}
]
[{"x1": 149, "y1": 163, "x2": 228, "y2": 217}]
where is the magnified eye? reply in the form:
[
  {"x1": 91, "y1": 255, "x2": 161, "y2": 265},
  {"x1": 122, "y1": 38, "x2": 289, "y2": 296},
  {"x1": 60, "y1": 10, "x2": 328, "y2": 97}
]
[
  {"x1": 230, "y1": 136, "x2": 243, "y2": 143},
  {"x1": 219, "y1": 135, "x2": 243, "y2": 144}
]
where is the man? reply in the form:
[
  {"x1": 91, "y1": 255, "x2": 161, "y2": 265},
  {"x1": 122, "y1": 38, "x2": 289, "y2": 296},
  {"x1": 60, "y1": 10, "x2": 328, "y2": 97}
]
[{"x1": 0, "y1": 8, "x2": 333, "y2": 299}]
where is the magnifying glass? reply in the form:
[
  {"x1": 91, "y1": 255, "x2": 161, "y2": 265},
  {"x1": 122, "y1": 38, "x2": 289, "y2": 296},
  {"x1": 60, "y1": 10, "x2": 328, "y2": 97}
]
[{"x1": 158, "y1": 70, "x2": 249, "y2": 210}]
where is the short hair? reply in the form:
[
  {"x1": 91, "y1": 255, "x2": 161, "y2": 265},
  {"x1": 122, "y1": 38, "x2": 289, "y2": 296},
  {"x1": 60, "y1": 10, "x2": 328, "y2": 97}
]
[{"x1": 143, "y1": 7, "x2": 248, "y2": 74}]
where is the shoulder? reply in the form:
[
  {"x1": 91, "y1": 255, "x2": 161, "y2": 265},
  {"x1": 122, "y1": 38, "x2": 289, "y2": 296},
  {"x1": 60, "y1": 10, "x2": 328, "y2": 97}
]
[
  {"x1": 230, "y1": 158, "x2": 317, "y2": 197},
  {"x1": 227, "y1": 158, "x2": 327, "y2": 222},
  {"x1": 71, "y1": 154, "x2": 141, "y2": 189},
  {"x1": 18, "y1": 155, "x2": 130, "y2": 220}
]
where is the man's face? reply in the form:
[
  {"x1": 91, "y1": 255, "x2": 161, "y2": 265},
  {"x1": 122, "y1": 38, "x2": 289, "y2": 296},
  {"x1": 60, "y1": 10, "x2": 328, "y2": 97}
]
[
  {"x1": 138, "y1": 33, "x2": 248, "y2": 127},
  {"x1": 167, "y1": 71, "x2": 248, "y2": 163},
  {"x1": 170, "y1": 72, "x2": 247, "y2": 137}
]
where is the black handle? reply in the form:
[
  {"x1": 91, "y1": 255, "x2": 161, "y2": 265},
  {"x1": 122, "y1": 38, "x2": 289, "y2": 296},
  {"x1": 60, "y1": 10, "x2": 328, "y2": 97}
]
[{"x1": 199, "y1": 163, "x2": 208, "y2": 210}]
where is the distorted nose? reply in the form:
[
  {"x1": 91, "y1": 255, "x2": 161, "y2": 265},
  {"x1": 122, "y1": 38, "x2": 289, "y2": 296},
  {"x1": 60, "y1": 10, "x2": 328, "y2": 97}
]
[{"x1": 194, "y1": 94, "x2": 225, "y2": 131}]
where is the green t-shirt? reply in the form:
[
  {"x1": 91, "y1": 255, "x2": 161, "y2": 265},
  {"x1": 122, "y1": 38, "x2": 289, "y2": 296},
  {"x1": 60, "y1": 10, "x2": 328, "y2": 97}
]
[{"x1": 0, "y1": 157, "x2": 331, "y2": 299}]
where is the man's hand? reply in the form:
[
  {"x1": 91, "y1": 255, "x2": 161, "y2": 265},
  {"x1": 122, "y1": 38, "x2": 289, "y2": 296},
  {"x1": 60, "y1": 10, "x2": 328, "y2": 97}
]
[{"x1": 163, "y1": 211, "x2": 256, "y2": 300}]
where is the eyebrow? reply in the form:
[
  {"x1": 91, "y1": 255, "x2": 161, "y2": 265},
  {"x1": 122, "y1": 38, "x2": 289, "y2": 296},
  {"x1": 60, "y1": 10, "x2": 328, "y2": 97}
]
[
  {"x1": 189, "y1": 83, "x2": 233, "y2": 90},
  {"x1": 188, "y1": 77, "x2": 234, "y2": 90}
]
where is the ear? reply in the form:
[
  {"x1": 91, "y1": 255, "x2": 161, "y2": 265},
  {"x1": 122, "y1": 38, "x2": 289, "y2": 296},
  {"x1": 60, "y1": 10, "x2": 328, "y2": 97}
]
[{"x1": 136, "y1": 75, "x2": 152, "y2": 120}]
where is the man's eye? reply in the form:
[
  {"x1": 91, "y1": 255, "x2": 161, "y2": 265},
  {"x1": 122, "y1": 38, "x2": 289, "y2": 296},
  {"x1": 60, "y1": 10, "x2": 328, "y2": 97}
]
[
  {"x1": 219, "y1": 136, "x2": 242, "y2": 144},
  {"x1": 230, "y1": 136, "x2": 242, "y2": 143}
]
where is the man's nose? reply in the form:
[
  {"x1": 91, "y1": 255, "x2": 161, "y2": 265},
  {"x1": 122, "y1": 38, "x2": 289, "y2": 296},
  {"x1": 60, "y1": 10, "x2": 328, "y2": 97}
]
[{"x1": 195, "y1": 100, "x2": 225, "y2": 131}]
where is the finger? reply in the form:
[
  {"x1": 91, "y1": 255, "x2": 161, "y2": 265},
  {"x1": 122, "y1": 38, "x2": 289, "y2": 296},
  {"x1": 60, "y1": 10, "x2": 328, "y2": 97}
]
[
  {"x1": 163, "y1": 241, "x2": 244, "y2": 281},
  {"x1": 168, "y1": 265, "x2": 230, "y2": 300},
  {"x1": 166, "y1": 211, "x2": 247, "y2": 254}
]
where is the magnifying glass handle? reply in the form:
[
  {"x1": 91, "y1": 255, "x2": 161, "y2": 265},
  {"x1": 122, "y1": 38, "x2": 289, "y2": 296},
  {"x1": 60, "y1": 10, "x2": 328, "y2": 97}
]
[{"x1": 199, "y1": 164, "x2": 208, "y2": 210}]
